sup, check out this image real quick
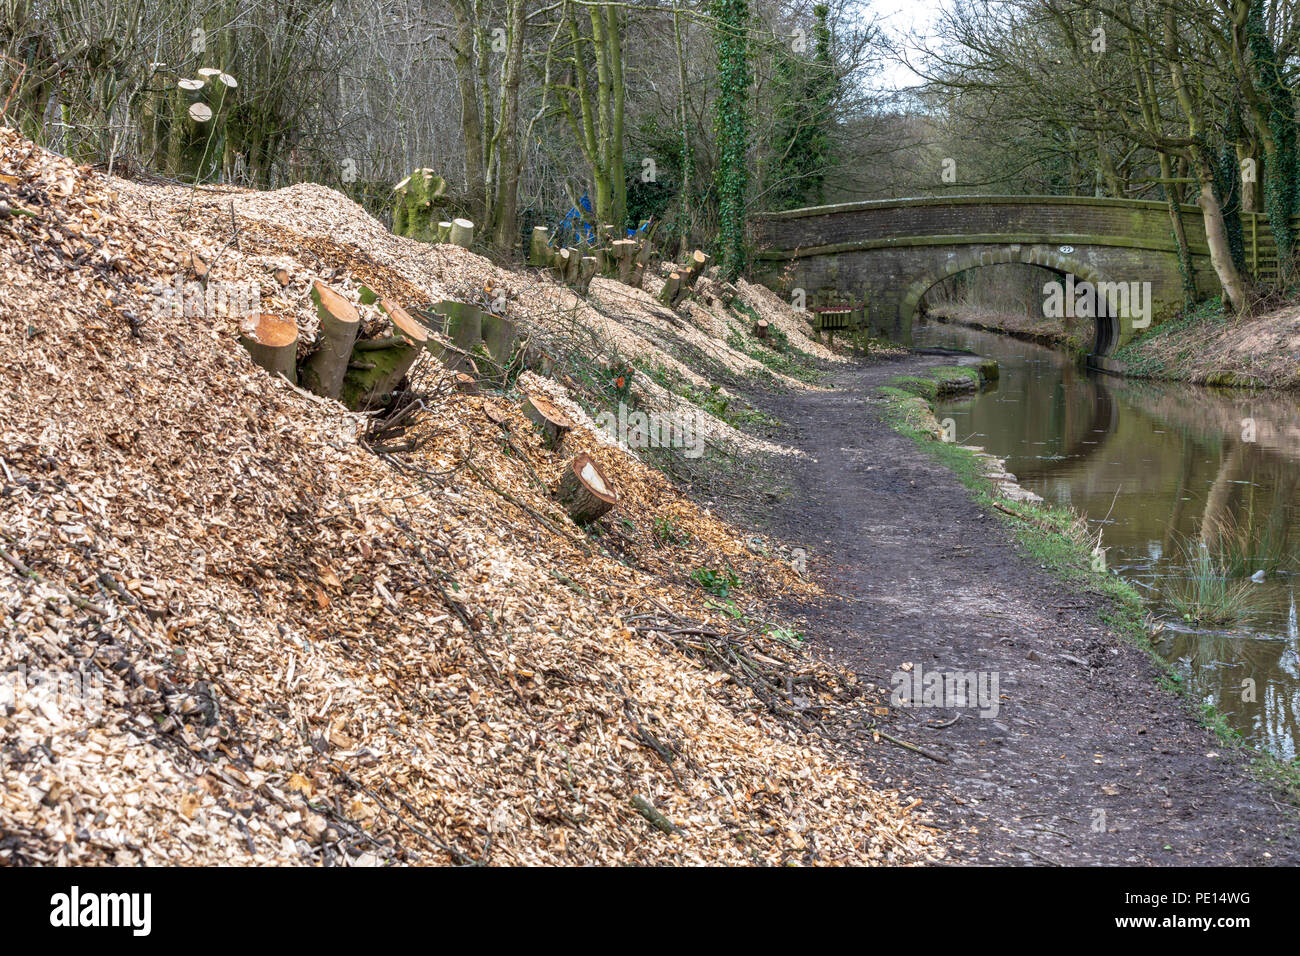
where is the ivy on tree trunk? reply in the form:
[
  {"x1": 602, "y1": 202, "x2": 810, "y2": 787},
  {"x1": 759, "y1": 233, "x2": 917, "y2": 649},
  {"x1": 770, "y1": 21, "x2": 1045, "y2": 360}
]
[{"x1": 712, "y1": 0, "x2": 750, "y2": 281}]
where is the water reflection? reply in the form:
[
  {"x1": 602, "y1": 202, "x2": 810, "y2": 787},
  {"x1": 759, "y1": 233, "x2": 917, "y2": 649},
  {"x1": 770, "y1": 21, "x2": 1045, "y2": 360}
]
[{"x1": 917, "y1": 320, "x2": 1300, "y2": 758}]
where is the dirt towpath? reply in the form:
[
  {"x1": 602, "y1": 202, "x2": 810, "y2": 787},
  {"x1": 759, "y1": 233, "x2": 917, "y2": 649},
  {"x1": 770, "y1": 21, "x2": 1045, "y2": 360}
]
[{"x1": 733, "y1": 352, "x2": 1300, "y2": 865}]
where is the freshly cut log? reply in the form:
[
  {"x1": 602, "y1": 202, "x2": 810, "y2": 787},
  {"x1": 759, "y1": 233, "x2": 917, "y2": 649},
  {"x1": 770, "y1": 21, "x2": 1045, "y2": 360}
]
[
  {"x1": 683, "y1": 249, "x2": 710, "y2": 286},
  {"x1": 754, "y1": 319, "x2": 769, "y2": 339},
  {"x1": 449, "y1": 218, "x2": 475, "y2": 248},
  {"x1": 529, "y1": 226, "x2": 552, "y2": 267},
  {"x1": 238, "y1": 314, "x2": 298, "y2": 382},
  {"x1": 524, "y1": 393, "x2": 574, "y2": 450},
  {"x1": 381, "y1": 298, "x2": 430, "y2": 348},
  {"x1": 556, "y1": 453, "x2": 617, "y2": 525},
  {"x1": 658, "y1": 271, "x2": 683, "y2": 307},
  {"x1": 301, "y1": 280, "x2": 361, "y2": 400}
]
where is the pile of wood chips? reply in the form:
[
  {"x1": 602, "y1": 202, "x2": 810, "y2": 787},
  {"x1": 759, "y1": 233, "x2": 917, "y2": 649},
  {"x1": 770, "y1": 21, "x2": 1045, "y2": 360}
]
[{"x1": 0, "y1": 128, "x2": 941, "y2": 865}]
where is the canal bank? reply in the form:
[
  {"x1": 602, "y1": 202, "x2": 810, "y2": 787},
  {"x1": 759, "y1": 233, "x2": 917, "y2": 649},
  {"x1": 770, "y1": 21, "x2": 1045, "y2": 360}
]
[
  {"x1": 930, "y1": 300, "x2": 1300, "y2": 389},
  {"x1": 729, "y1": 346, "x2": 1300, "y2": 865}
]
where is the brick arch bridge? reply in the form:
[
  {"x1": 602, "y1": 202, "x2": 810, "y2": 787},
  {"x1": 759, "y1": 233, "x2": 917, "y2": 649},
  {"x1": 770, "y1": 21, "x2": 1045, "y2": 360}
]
[{"x1": 750, "y1": 196, "x2": 1240, "y2": 355}]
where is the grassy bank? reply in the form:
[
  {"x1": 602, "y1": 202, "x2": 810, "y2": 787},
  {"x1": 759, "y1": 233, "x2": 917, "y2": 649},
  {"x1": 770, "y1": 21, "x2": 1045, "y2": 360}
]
[{"x1": 878, "y1": 364, "x2": 1300, "y2": 804}]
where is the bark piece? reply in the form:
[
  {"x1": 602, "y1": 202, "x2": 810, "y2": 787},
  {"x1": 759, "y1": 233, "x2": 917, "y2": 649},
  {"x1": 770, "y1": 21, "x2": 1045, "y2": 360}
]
[
  {"x1": 556, "y1": 452, "x2": 617, "y2": 525},
  {"x1": 301, "y1": 280, "x2": 361, "y2": 400}
]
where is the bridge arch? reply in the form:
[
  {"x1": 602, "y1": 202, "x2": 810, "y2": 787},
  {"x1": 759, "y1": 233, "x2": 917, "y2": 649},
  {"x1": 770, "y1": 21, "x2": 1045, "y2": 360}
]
[
  {"x1": 900, "y1": 245, "x2": 1119, "y2": 355},
  {"x1": 750, "y1": 196, "x2": 1227, "y2": 355}
]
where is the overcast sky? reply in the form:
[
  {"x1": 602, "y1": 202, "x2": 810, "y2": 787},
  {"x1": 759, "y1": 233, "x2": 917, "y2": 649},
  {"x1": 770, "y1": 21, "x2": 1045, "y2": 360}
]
[{"x1": 869, "y1": 0, "x2": 947, "y2": 93}]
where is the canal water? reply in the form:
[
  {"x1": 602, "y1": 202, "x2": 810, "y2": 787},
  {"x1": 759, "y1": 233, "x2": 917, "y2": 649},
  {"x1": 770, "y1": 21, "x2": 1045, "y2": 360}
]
[{"x1": 915, "y1": 318, "x2": 1300, "y2": 759}]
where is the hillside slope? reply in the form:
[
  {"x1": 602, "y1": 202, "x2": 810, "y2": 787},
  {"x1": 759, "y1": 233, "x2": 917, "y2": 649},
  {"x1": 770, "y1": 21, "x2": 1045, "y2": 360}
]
[{"x1": 0, "y1": 129, "x2": 931, "y2": 865}]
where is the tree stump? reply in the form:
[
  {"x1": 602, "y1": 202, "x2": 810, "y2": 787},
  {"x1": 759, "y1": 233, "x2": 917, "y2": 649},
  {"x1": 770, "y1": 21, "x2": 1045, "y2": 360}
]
[
  {"x1": 556, "y1": 453, "x2": 617, "y2": 525},
  {"x1": 239, "y1": 314, "x2": 298, "y2": 383},
  {"x1": 529, "y1": 226, "x2": 552, "y2": 267},
  {"x1": 683, "y1": 249, "x2": 710, "y2": 287},
  {"x1": 392, "y1": 169, "x2": 447, "y2": 242},
  {"x1": 659, "y1": 271, "x2": 683, "y2": 307},
  {"x1": 576, "y1": 256, "x2": 599, "y2": 294},
  {"x1": 524, "y1": 394, "x2": 574, "y2": 450},
  {"x1": 611, "y1": 240, "x2": 638, "y2": 282},
  {"x1": 449, "y1": 218, "x2": 475, "y2": 248},
  {"x1": 301, "y1": 280, "x2": 361, "y2": 400},
  {"x1": 338, "y1": 298, "x2": 427, "y2": 410},
  {"x1": 754, "y1": 319, "x2": 769, "y2": 339}
]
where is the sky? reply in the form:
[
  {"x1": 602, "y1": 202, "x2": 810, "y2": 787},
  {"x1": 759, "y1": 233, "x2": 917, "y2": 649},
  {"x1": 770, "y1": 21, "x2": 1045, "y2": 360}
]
[{"x1": 868, "y1": 0, "x2": 948, "y2": 93}]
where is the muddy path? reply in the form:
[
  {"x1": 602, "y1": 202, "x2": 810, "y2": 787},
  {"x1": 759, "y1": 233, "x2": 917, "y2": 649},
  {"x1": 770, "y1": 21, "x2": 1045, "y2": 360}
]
[{"x1": 731, "y1": 352, "x2": 1300, "y2": 865}]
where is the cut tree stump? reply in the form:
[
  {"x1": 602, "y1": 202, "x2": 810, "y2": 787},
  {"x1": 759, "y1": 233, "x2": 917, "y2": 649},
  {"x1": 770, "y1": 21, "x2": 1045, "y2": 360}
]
[
  {"x1": 449, "y1": 218, "x2": 475, "y2": 248},
  {"x1": 556, "y1": 453, "x2": 617, "y2": 525},
  {"x1": 454, "y1": 372, "x2": 479, "y2": 394},
  {"x1": 439, "y1": 300, "x2": 482, "y2": 351},
  {"x1": 683, "y1": 249, "x2": 710, "y2": 287},
  {"x1": 436, "y1": 221, "x2": 451, "y2": 243},
  {"x1": 658, "y1": 271, "x2": 683, "y2": 307},
  {"x1": 392, "y1": 169, "x2": 447, "y2": 242},
  {"x1": 239, "y1": 314, "x2": 298, "y2": 382},
  {"x1": 576, "y1": 256, "x2": 598, "y2": 294},
  {"x1": 529, "y1": 226, "x2": 552, "y2": 267},
  {"x1": 479, "y1": 310, "x2": 517, "y2": 370},
  {"x1": 338, "y1": 298, "x2": 428, "y2": 410},
  {"x1": 484, "y1": 402, "x2": 510, "y2": 427},
  {"x1": 754, "y1": 319, "x2": 769, "y2": 339},
  {"x1": 301, "y1": 280, "x2": 361, "y2": 400},
  {"x1": 524, "y1": 393, "x2": 574, "y2": 450},
  {"x1": 611, "y1": 240, "x2": 637, "y2": 282}
]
